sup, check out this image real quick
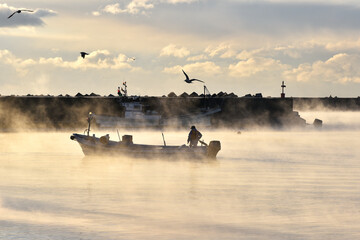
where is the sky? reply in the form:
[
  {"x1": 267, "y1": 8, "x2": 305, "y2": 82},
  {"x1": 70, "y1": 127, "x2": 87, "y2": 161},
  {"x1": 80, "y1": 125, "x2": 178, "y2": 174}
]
[{"x1": 1, "y1": 0, "x2": 360, "y2": 97}]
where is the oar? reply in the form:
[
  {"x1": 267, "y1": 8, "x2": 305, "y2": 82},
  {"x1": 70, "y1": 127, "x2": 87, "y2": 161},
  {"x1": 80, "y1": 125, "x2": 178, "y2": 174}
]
[
  {"x1": 199, "y1": 139, "x2": 207, "y2": 146},
  {"x1": 162, "y1": 132, "x2": 166, "y2": 146}
]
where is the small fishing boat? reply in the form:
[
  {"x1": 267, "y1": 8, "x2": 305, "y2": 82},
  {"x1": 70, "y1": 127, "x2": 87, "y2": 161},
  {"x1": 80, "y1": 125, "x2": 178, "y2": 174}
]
[
  {"x1": 70, "y1": 113, "x2": 221, "y2": 159},
  {"x1": 70, "y1": 133, "x2": 221, "y2": 159}
]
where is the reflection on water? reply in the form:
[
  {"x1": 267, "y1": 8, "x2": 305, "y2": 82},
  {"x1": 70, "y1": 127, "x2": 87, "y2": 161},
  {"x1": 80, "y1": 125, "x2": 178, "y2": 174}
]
[{"x1": 1, "y1": 115, "x2": 360, "y2": 239}]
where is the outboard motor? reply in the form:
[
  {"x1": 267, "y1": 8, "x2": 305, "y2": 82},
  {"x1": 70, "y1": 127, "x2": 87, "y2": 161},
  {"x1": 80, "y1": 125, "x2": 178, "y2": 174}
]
[
  {"x1": 122, "y1": 135, "x2": 133, "y2": 145},
  {"x1": 313, "y1": 118, "x2": 323, "y2": 128},
  {"x1": 207, "y1": 140, "x2": 221, "y2": 158}
]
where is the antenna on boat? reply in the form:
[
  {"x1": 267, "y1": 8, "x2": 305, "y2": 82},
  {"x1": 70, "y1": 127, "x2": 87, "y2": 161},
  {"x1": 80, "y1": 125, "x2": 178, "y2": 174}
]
[
  {"x1": 162, "y1": 132, "x2": 166, "y2": 146},
  {"x1": 85, "y1": 112, "x2": 93, "y2": 136},
  {"x1": 203, "y1": 85, "x2": 211, "y2": 109},
  {"x1": 117, "y1": 129, "x2": 121, "y2": 141}
]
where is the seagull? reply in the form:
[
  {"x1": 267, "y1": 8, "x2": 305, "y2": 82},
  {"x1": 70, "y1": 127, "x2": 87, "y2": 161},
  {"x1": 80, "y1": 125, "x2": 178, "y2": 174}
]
[
  {"x1": 80, "y1": 52, "x2": 89, "y2": 59},
  {"x1": 8, "y1": 9, "x2": 34, "y2": 19},
  {"x1": 182, "y1": 69, "x2": 204, "y2": 83}
]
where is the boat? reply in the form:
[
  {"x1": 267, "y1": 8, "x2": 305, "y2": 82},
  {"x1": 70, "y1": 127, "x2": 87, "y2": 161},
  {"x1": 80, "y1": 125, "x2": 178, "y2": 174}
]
[
  {"x1": 70, "y1": 113, "x2": 221, "y2": 159},
  {"x1": 93, "y1": 101, "x2": 162, "y2": 128},
  {"x1": 70, "y1": 133, "x2": 221, "y2": 159},
  {"x1": 161, "y1": 107, "x2": 221, "y2": 127},
  {"x1": 93, "y1": 83, "x2": 221, "y2": 129},
  {"x1": 93, "y1": 100, "x2": 221, "y2": 129}
]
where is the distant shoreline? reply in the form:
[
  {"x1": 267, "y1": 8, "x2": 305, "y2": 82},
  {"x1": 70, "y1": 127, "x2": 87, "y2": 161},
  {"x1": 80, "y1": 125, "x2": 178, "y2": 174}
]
[
  {"x1": 1, "y1": 94, "x2": 359, "y2": 111},
  {"x1": 0, "y1": 95, "x2": 359, "y2": 131}
]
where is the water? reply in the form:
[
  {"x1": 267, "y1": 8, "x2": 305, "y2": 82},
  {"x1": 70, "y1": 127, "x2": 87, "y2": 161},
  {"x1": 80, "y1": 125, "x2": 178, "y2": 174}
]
[{"x1": 1, "y1": 112, "x2": 360, "y2": 239}]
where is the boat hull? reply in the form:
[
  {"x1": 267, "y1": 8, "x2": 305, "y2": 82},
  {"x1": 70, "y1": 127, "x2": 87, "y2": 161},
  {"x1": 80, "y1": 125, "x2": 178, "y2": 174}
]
[{"x1": 70, "y1": 133, "x2": 221, "y2": 159}]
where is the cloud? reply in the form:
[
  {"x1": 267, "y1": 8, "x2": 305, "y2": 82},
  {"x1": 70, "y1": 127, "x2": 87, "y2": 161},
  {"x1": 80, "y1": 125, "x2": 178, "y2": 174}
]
[
  {"x1": 0, "y1": 49, "x2": 137, "y2": 72},
  {"x1": 92, "y1": 11, "x2": 101, "y2": 16},
  {"x1": 102, "y1": 0, "x2": 198, "y2": 15},
  {"x1": 0, "y1": 4, "x2": 56, "y2": 28},
  {"x1": 205, "y1": 43, "x2": 236, "y2": 58},
  {"x1": 163, "y1": 61, "x2": 222, "y2": 75},
  {"x1": 0, "y1": 49, "x2": 36, "y2": 76},
  {"x1": 103, "y1": 1, "x2": 154, "y2": 15},
  {"x1": 187, "y1": 54, "x2": 208, "y2": 61},
  {"x1": 160, "y1": 44, "x2": 190, "y2": 58},
  {"x1": 284, "y1": 53, "x2": 360, "y2": 83},
  {"x1": 162, "y1": 0, "x2": 198, "y2": 3},
  {"x1": 236, "y1": 46, "x2": 303, "y2": 60},
  {"x1": 229, "y1": 57, "x2": 290, "y2": 78},
  {"x1": 325, "y1": 39, "x2": 360, "y2": 51},
  {"x1": 185, "y1": 43, "x2": 236, "y2": 62},
  {"x1": 262, "y1": 0, "x2": 360, "y2": 5}
]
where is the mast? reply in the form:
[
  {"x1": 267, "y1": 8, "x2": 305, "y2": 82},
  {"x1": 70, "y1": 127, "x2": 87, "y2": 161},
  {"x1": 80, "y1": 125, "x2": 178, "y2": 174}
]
[
  {"x1": 281, "y1": 81, "x2": 286, "y2": 98},
  {"x1": 121, "y1": 81, "x2": 128, "y2": 97},
  {"x1": 86, "y1": 112, "x2": 93, "y2": 136},
  {"x1": 203, "y1": 85, "x2": 211, "y2": 109}
]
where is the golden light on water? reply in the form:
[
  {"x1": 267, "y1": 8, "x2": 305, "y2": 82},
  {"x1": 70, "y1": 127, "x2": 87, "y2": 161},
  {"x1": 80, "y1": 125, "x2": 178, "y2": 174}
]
[{"x1": 1, "y1": 112, "x2": 360, "y2": 239}]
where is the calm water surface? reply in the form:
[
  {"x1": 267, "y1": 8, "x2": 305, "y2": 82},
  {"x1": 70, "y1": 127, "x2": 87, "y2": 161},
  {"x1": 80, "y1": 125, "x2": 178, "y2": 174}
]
[{"x1": 1, "y1": 112, "x2": 360, "y2": 239}]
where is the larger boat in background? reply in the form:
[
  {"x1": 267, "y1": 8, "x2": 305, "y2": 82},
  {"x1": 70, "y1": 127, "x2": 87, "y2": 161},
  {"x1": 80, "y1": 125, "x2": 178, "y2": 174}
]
[
  {"x1": 93, "y1": 101, "x2": 221, "y2": 129},
  {"x1": 93, "y1": 101, "x2": 162, "y2": 128}
]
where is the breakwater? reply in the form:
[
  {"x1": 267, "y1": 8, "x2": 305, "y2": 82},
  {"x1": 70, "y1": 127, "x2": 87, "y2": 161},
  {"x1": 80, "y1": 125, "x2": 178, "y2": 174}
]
[
  {"x1": 293, "y1": 97, "x2": 360, "y2": 111},
  {"x1": 0, "y1": 95, "x2": 306, "y2": 130}
]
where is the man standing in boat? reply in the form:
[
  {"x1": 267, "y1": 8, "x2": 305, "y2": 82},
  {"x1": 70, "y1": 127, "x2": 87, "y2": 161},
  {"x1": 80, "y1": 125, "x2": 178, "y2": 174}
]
[{"x1": 187, "y1": 125, "x2": 202, "y2": 147}]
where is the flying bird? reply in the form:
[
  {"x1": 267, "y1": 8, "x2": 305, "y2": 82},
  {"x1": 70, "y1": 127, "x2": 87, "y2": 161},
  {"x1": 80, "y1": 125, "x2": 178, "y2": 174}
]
[
  {"x1": 80, "y1": 52, "x2": 89, "y2": 59},
  {"x1": 8, "y1": 9, "x2": 34, "y2": 19},
  {"x1": 182, "y1": 69, "x2": 204, "y2": 84}
]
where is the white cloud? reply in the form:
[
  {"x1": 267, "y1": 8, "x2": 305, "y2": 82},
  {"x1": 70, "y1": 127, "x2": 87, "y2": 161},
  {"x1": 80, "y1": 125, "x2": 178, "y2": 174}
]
[
  {"x1": 160, "y1": 44, "x2": 190, "y2": 58},
  {"x1": 187, "y1": 54, "x2": 208, "y2": 61},
  {"x1": 325, "y1": 39, "x2": 360, "y2": 51},
  {"x1": 112, "y1": 54, "x2": 133, "y2": 69},
  {"x1": 0, "y1": 3, "x2": 56, "y2": 28},
  {"x1": 103, "y1": 1, "x2": 154, "y2": 15},
  {"x1": 236, "y1": 45, "x2": 303, "y2": 60},
  {"x1": 284, "y1": 53, "x2": 360, "y2": 83},
  {"x1": 162, "y1": 0, "x2": 198, "y2": 3},
  {"x1": 236, "y1": 49, "x2": 264, "y2": 60},
  {"x1": 0, "y1": 49, "x2": 36, "y2": 75},
  {"x1": 205, "y1": 43, "x2": 236, "y2": 58},
  {"x1": 102, "y1": 0, "x2": 198, "y2": 15},
  {"x1": 92, "y1": 11, "x2": 101, "y2": 16},
  {"x1": 263, "y1": 0, "x2": 360, "y2": 5},
  {"x1": 103, "y1": 3, "x2": 124, "y2": 14},
  {"x1": 229, "y1": 57, "x2": 290, "y2": 77},
  {"x1": 186, "y1": 43, "x2": 236, "y2": 61},
  {"x1": 0, "y1": 49, "x2": 137, "y2": 72},
  {"x1": 273, "y1": 46, "x2": 302, "y2": 59}
]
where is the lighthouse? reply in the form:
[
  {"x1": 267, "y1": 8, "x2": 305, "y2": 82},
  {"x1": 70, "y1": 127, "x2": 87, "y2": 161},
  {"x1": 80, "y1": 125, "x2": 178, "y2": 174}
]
[{"x1": 281, "y1": 81, "x2": 286, "y2": 98}]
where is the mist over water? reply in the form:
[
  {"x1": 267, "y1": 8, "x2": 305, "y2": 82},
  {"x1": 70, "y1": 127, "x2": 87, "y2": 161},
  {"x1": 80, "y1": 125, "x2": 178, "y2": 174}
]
[
  {"x1": 1, "y1": 112, "x2": 360, "y2": 239},
  {"x1": 299, "y1": 111, "x2": 360, "y2": 130}
]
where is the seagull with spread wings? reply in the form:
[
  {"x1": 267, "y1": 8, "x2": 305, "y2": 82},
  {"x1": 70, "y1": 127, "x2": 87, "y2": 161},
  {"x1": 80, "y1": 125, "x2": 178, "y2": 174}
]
[
  {"x1": 8, "y1": 9, "x2": 34, "y2": 19},
  {"x1": 182, "y1": 69, "x2": 204, "y2": 84},
  {"x1": 80, "y1": 52, "x2": 89, "y2": 59}
]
